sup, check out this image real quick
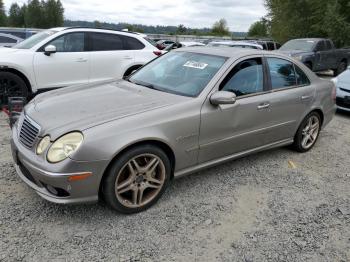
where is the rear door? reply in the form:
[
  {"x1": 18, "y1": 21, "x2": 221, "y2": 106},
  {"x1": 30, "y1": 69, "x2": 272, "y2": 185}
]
[
  {"x1": 33, "y1": 32, "x2": 90, "y2": 89},
  {"x1": 263, "y1": 57, "x2": 315, "y2": 141},
  {"x1": 88, "y1": 32, "x2": 137, "y2": 82}
]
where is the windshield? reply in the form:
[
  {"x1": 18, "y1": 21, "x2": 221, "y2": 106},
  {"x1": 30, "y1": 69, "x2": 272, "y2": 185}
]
[
  {"x1": 13, "y1": 30, "x2": 56, "y2": 49},
  {"x1": 280, "y1": 39, "x2": 315, "y2": 52},
  {"x1": 129, "y1": 51, "x2": 227, "y2": 97}
]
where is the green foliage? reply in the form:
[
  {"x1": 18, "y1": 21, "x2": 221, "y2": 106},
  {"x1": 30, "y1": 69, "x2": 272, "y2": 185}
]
[
  {"x1": 248, "y1": 19, "x2": 268, "y2": 37},
  {"x1": 8, "y1": 3, "x2": 25, "y2": 27},
  {"x1": 264, "y1": 0, "x2": 350, "y2": 46},
  {"x1": 0, "y1": 0, "x2": 7, "y2": 26},
  {"x1": 177, "y1": 24, "x2": 187, "y2": 34},
  {"x1": 42, "y1": 0, "x2": 64, "y2": 28},
  {"x1": 2, "y1": 0, "x2": 64, "y2": 28},
  {"x1": 211, "y1": 18, "x2": 230, "y2": 36}
]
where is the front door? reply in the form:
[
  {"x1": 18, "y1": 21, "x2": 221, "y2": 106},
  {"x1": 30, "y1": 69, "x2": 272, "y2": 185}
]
[
  {"x1": 198, "y1": 57, "x2": 273, "y2": 163},
  {"x1": 33, "y1": 32, "x2": 89, "y2": 90}
]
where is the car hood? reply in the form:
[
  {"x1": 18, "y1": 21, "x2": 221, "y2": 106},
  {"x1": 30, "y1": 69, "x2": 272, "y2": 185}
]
[
  {"x1": 25, "y1": 80, "x2": 188, "y2": 138},
  {"x1": 278, "y1": 50, "x2": 312, "y2": 57}
]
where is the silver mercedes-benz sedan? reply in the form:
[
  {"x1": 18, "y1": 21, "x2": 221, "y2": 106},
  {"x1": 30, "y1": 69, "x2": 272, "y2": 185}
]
[{"x1": 11, "y1": 48, "x2": 336, "y2": 213}]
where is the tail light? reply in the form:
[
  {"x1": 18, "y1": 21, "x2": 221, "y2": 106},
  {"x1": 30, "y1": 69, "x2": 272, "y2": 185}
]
[{"x1": 153, "y1": 51, "x2": 162, "y2": 56}]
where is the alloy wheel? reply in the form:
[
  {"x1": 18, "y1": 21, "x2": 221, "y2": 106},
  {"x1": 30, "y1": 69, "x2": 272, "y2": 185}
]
[
  {"x1": 115, "y1": 153, "x2": 166, "y2": 208},
  {"x1": 301, "y1": 115, "x2": 320, "y2": 150}
]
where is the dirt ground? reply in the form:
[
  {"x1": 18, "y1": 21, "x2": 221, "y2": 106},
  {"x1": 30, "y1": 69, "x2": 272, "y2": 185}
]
[{"x1": 0, "y1": 110, "x2": 349, "y2": 262}]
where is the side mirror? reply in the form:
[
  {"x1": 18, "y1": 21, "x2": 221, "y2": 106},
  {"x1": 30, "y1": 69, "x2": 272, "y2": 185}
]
[
  {"x1": 44, "y1": 45, "x2": 56, "y2": 56},
  {"x1": 210, "y1": 91, "x2": 236, "y2": 106}
]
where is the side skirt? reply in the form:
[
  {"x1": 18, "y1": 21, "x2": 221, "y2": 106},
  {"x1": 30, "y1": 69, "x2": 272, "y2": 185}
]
[{"x1": 174, "y1": 138, "x2": 294, "y2": 178}]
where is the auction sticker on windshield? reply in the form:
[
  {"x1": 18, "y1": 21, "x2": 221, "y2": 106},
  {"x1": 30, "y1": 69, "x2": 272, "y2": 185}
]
[{"x1": 183, "y1": 61, "x2": 208, "y2": 70}]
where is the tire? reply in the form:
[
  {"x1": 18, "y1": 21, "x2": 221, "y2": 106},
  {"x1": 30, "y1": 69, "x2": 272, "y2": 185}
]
[
  {"x1": 334, "y1": 61, "x2": 347, "y2": 76},
  {"x1": 102, "y1": 144, "x2": 171, "y2": 214},
  {"x1": 292, "y1": 112, "x2": 321, "y2": 153},
  {"x1": 0, "y1": 72, "x2": 29, "y2": 106}
]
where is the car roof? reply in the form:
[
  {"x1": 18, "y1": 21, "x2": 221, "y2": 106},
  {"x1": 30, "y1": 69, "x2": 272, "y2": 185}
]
[{"x1": 174, "y1": 46, "x2": 271, "y2": 58}]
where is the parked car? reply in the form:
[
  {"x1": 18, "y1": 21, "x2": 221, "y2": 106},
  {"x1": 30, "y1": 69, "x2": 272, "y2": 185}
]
[
  {"x1": 0, "y1": 33, "x2": 23, "y2": 47},
  {"x1": 246, "y1": 40, "x2": 281, "y2": 50},
  {"x1": 207, "y1": 41, "x2": 263, "y2": 50},
  {"x1": 0, "y1": 27, "x2": 162, "y2": 105},
  {"x1": 156, "y1": 40, "x2": 176, "y2": 50},
  {"x1": 11, "y1": 48, "x2": 336, "y2": 213},
  {"x1": 333, "y1": 67, "x2": 350, "y2": 112},
  {"x1": 163, "y1": 41, "x2": 205, "y2": 51},
  {"x1": 0, "y1": 27, "x2": 42, "y2": 39},
  {"x1": 279, "y1": 38, "x2": 350, "y2": 76}
]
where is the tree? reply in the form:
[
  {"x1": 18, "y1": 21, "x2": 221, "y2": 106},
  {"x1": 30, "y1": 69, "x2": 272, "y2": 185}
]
[
  {"x1": 177, "y1": 24, "x2": 186, "y2": 34},
  {"x1": 0, "y1": 0, "x2": 7, "y2": 26},
  {"x1": 248, "y1": 20, "x2": 268, "y2": 38},
  {"x1": 42, "y1": 0, "x2": 64, "y2": 28},
  {"x1": 264, "y1": 0, "x2": 350, "y2": 46},
  {"x1": 211, "y1": 18, "x2": 230, "y2": 36},
  {"x1": 25, "y1": 0, "x2": 44, "y2": 28},
  {"x1": 8, "y1": 3, "x2": 25, "y2": 27}
]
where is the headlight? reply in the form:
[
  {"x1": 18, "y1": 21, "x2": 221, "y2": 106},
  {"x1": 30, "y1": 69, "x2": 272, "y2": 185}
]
[
  {"x1": 294, "y1": 56, "x2": 303, "y2": 61},
  {"x1": 47, "y1": 132, "x2": 83, "y2": 163},
  {"x1": 36, "y1": 136, "x2": 51, "y2": 155}
]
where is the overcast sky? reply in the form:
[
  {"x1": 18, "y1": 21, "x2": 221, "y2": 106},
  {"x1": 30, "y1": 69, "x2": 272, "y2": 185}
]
[{"x1": 3, "y1": 0, "x2": 267, "y2": 31}]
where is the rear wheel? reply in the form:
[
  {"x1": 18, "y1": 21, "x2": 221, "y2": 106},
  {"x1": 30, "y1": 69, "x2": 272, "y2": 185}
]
[
  {"x1": 334, "y1": 61, "x2": 347, "y2": 76},
  {"x1": 0, "y1": 72, "x2": 29, "y2": 106},
  {"x1": 292, "y1": 112, "x2": 321, "y2": 152},
  {"x1": 102, "y1": 145, "x2": 171, "y2": 213}
]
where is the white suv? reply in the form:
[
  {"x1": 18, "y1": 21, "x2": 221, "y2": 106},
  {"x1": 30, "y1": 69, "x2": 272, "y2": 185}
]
[{"x1": 0, "y1": 27, "x2": 161, "y2": 104}]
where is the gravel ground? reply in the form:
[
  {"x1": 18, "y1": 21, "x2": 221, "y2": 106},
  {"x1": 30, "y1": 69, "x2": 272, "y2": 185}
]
[{"x1": 0, "y1": 110, "x2": 349, "y2": 262}]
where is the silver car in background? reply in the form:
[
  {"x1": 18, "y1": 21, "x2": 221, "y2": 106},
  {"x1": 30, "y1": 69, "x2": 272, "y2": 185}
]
[
  {"x1": 11, "y1": 48, "x2": 336, "y2": 213},
  {"x1": 207, "y1": 41, "x2": 263, "y2": 50},
  {"x1": 333, "y1": 67, "x2": 350, "y2": 112}
]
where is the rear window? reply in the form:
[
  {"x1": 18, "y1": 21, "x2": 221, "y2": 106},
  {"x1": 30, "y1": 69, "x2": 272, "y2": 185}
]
[{"x1": 122, "y1": 36, "x2": 145, "y2": 50}]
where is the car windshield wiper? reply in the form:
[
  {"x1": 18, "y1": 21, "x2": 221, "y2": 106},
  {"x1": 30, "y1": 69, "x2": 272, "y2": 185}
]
[{"x1": 130, "y1": 80, "x2": 160, "y2": 91}]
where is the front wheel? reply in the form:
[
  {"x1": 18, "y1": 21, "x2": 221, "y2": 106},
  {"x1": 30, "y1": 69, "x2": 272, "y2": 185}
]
[
  {"x1": 0, "y1": 72, "x2": 29, "y2": 106},
  {"x1": 102, "y1": 145, "x2": 171, "y2": 213},
  {"x1": 292, "y1": 112, "x2": 321, "y2": 153}
]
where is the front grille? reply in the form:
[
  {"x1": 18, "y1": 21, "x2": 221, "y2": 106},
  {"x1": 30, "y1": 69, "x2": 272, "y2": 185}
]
[
  {"x1": 336, "y1": 97, "x2": 350, "y2": 109},
  {"x1": 19, "y1": 116, "x2": 40, "y2": 148}
]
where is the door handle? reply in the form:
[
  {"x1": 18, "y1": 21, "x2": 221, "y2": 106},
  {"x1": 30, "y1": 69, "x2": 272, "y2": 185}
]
[
  {"x1": 75, "y1": 58, "x2": 88, "y2": 63},
  {"x1": 257, "y1": 103, "x2": 270, "y2": 110},
  {"x1": 123, "y1": 56, "x2": 133, "y2": 60},
  {"x1": 301, "y1": 95, "x2": 311, "y2": 101}
]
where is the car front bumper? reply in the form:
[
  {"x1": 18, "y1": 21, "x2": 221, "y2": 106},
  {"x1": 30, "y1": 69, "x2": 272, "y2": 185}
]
[
  {"x1": 11, "y1": 124, "x2": 109, "y2": 204},
  {"x1": 336, "y1": 87, "x2": 350, "y2": 112}
]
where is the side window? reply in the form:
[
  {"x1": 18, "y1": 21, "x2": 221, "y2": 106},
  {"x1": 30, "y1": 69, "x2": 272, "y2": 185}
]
[
  {"x1": 220, "y1": 58, "x2": 264, "y2": 97},
  {"x1": 275, "y1": 43, "x2": 281, "y2": 49},
  {"x1": 121, "y1": 36, "x2": 145, "y2": 50},
  {"x1": 267, "y1": 58, "x2": 296, "y2": 89},
  {"x1": 91, "y1": 33, "x2": 123, "y2": 51},
  {"x1": 295, "y1": 65, "x2": 310, "y2": 86},
  {"x1": 47, "y1": 33, "x2": 85, "y2": 52},
  {"x1": 315, "y1": 41, "x2": 326, "y2": 52},
  {"x1": 325, "y1": 40, "x2": 332, "y2": 50},
  {"x1": 0, "y1": 36, "x2": 17, "y2": 43},
  {"x1": 267, "y1": 42, "x2": 275, "y2": 50}
]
